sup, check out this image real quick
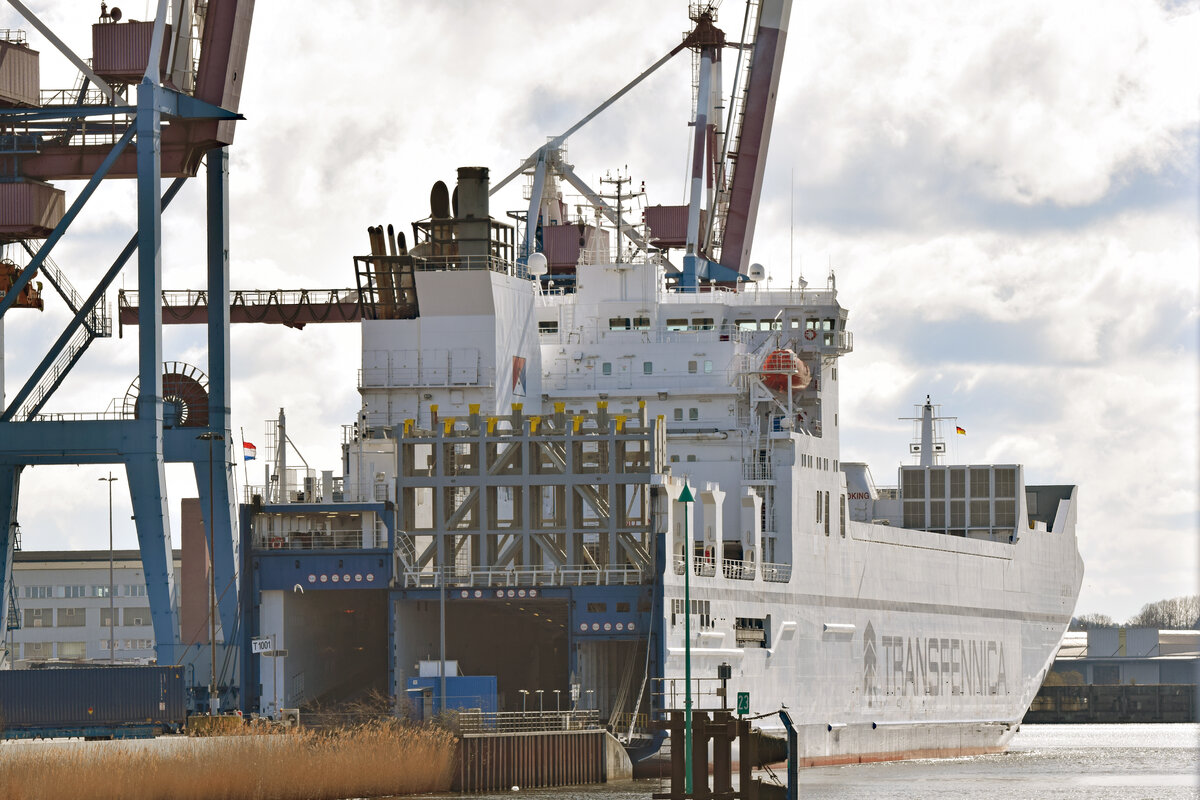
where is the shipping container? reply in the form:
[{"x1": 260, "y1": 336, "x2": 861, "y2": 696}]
[
  {"x1": 0, "y1": 179, "x2": 65, "y2": 240},
  {"x1": 92, "y1": 21, "x2": 171, "y2": 85},
  {"x1": 0, "y1": 666, "x2": 186, "y2": 739},
  {"x1": 0, "y1": 39, "x2": 40, "y2": 108}
]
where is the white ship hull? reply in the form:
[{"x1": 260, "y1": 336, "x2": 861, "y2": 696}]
[{"x1": 659, "y1": 508, "x2": 1082, "y2": 764}]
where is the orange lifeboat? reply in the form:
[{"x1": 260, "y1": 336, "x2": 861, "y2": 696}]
[{"x1": 761, "y1": 349, "x2": 812, "y2": 393}]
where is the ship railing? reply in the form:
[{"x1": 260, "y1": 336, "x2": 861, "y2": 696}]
[
  {"x1": 411, "y1": 254, "x2": 517, "y2": 277},
  {"x1": 761, "y1": 562, "x2": 792, "y2": 583},
  {"x1": 742, "y1": 462, "x2": 773, "y2": 481},
  {"x1": 454, "y1": 709, "x2": 601, "y2": 735},
  {"x1": 651, "y1": 677, "x2": 726, "y2": 712},
  {"x1": 721, "y1": 559, "x2": 756, "y2": 580},
  {"x1": 693, "y1": 556, "x2": 716, "y2": 577},
  {"x1": 661, "y1": 286, "x2": 839, "y2": 307},
  {"x1": 401, "y1": 565, "x2": 646, "y2": 588},
  {"x1": 243, "y1": 480, "x2": 391, "y2": 504},
  {"x1": 358, "y1": 365, "x2": 497, "y2": 391},
  {"x1": 253, "y1": 527, "x2": 387, "y2": 551}
]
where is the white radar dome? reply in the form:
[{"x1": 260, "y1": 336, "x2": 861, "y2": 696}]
[
  {"x1": 527, "y1": 252, "x2": 549, "y2": 276},
  {"x1": 747, "y1": 263, "x2": 766, "y2": 282}
]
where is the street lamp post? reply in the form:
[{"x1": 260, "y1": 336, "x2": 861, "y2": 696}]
[
  {"x1": 519, "y1": 689, "x2": 529, "y2": 713},
  {"x1": 98, "y1": 473, "x2": 118, "y2": 664},
  {"x1": 536, "y1": 689, "x2": 544, "y2": 713},
  {"x1": 196, "y1": 431, "x2": 224, "y2": 716},
  {"x1": 553, "y1": 689, "x2": 561, "y2": 712},
  {"x1": 679, "y1": 482, "x2": 695, "y2": 796}
]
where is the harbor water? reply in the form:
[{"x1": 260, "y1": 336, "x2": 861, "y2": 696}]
[{"x1": 417, "y1": 724, "x2": 1199, "y2": 800}]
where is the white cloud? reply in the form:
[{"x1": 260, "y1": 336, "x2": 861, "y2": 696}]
[{"x1": 0, "y1": 1, "x2": 1196, "y2": 624}]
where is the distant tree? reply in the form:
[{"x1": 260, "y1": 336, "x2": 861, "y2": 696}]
[
  {"x1": 1125, "y1": 595, "x2": 1200, "y2": 629},
  {"x1": 1069, "y1": 613, "x2": 1115, "y2": 631},
  {"x1": 1042, "y1": 669, "x2": 1084, "y2": 686}
]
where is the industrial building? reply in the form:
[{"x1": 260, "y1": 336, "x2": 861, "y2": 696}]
[
  {"x1": 1049, "y1": 628, "x2": 1200, "y2": 686},
  {"x1": 4, "y1": 549, "x2": 181, "y2": 667}
]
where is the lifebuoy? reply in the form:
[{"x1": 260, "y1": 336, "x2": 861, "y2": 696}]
[{"x1": 804, "y1": 329, "x2": 817, "y2": 341}]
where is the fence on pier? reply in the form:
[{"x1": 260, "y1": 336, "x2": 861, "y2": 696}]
[{"x1": 454, "y1": 710, "x2": 610, "y2": 792}]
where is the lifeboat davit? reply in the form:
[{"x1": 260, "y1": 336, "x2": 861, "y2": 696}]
[{"x1": 761, "y1": 349, "x2": 812, "y2": 393}]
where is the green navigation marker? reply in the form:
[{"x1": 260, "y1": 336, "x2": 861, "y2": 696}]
[{"x1": 737, "y1": 691, "x2": 750, "y2": 716}]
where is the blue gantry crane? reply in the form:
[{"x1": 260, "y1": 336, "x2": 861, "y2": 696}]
[{"x1": 0, "y1": 0, "x2": 254, "y2": 711}]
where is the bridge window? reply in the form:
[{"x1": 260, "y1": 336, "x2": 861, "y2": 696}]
[
  {"x1": 691, "y1": 318, "x2": 715, "y2": 330},
  {"x1": 688, "y1": 360, "x2": 697, "y2": 374},
  {"x1": 538, "y1": 320, "x2": 558, "y2": 334},
  {"x1": 644, "y1": 361, "x2": 653, "y2": 374},
  {"x1": 667, "y1": 318, "x2": 688, "y2": 331},
  {"x1": 609, "y1": 317, "x2": 631, "y2": 330},
  {"x1": 602, "y1": 362, "x2": 612, "y2": 376},
  {"x1": 633, "y1": 316, "x2": 651, "y2": 330},
  {"x1": 736, "y1": 319, "x2": 756, "y2": 332}
]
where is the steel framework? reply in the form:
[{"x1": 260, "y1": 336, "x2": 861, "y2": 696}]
[{"x1": 0, "y1": 0, "x2": 253, "y2": 711}]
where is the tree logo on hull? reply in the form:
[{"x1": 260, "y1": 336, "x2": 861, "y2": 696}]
[{"x1": 863, "y1": 620, "x2": 878, "y2": 708}]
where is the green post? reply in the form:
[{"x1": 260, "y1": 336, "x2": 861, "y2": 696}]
[{"x1": 679, "y1": 481, "x2": 695, "y2": 795}]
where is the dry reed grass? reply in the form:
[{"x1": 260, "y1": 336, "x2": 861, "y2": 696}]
[{"x1": 0, "y1": 720, "x2": 456, "y2": 800}]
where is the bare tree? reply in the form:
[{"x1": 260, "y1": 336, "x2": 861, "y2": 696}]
[
  {"x1": 1069, "y1": 613, "x2": 1116, "y2": 631},
  {"x1": 1126, "y1": 595, "x2": 1200, "y2": 629}
]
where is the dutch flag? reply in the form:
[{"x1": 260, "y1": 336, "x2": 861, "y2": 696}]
[{"x1": 243, "y1": 442, "x2": 257, "y2": 461}]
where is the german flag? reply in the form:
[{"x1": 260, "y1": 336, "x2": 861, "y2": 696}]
[{"x1": 956, "y1": 426, "x2": 966, "y2": 435}]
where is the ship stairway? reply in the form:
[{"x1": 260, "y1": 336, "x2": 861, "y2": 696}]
[
  {"x1": 706, "y1": 0, "x2": 761, "y2": 259},
  {"x1": 4, "y1": 243, "x2": 113, "y2": 422}
]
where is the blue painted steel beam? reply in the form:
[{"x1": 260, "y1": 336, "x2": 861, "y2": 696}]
[
  {"x1": 0, "y1": 466, "x2": 21, "y2": 659},
  {"x1": 199, "y1": 147, "x2": 240, "y2": 644},
  {"x1": 0, "y1": 125, "x2": 135, "y2": 320},
  {"x1": 126, "y1": 80, "x2": 180, "y2": 667}
]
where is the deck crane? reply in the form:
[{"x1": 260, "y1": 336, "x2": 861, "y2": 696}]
[
  {"x1": 0, "y1": 0, "x2": 254, "y2": 713},
  {"x1": 495, "y1": 0, "x2": 792, "y2": 289}
]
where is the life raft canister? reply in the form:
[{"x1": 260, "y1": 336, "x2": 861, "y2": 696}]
[{"x1": 761, "y1": 349, "x2": 812, "y2": 393}]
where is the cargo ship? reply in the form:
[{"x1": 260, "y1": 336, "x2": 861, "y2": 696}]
[{"x1": 244, "y1": 1, "x2": 1083, "y2": 766}]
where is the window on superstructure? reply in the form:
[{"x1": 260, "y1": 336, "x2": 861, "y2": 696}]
[
  {"x1": 25, "y1": 586, "x2": 51, "y2": 599},
  {"x1": 761, "y1": 319, "x2": 781, "y2": 331},
  {"x1": 686, "y1": 454, "x2": 697, "y2": 462},
  {"x1": 586, "y1": 602, "x2": 607, "y2": 613},
  {"x1": 538, "y1": 320, "x2": 558, "y2": 334},
  {"x1": 602, "y1": 362, "x2": 612, "y2": 376},
  {"x1": 64, "y1": 585, "x2": 86, "y2": 598},
  {"x1": 704, "y1": 360, "x2": 713, "y2": 373},
  {"x1": 736, "y1": 319, "x2": 756, "y2": 332},
  {"x1": 995, "y1": 468, "x2": 1016, "y2": 498},
  {"x1": 824, "y1": 491, "x2": 831, "y2": 536},
  {"x1": 805, "y1": 319, "x2": 818, "y2": 331},
  {"x1": 816, "y1": 492, "x2": 822, "y2": 524},
  {"x1": 929, "y1": 468, "x2": 946, "y2": 499},
  {"x1": 674, "y1": 408, "x2": 683, "y2": 421},
  {"x1": 691, "y1": 318, "x2": 715, "y2": 330},
  {"x1": 689, "y1": 408, "x2": 699, "y2": 421},
  {"x1": 670, "y1": 455, "x2": 680, "y2": 462},
  {"x1": 667, "y1": 318, "x2": 688, "y2": 331},
  {"x1": 790, "y1": 319, "x2": 801, "y2": 329},
  {"x1": 970, "y1": 468, "x2": 990, "y2": 497},
  {"x1": 995, "y1": 500, "x2": 1016, "y2": 527},
  {"x1": 950, "y1": 469, "x2": 966, "y2": 498},
  {"x1": 903, "y1": 501, "x2": 925, "y2": 529},
  {"x1": 91, "y1": 585, "x2": 112, "y2": 598},
  {"x1": 688, "y1": 360, "x2": 698, "y2": 374},
  {"x1": 823, "y1": 319, "x2": 834, "y2": 331},
  {"x1": 643, "y1": 361, "x2": 653, "y2": 374},
  {"x1": 609, "y1": 317, "x2": 631, "y2": 330},
  {"x1": 901, "y1": 468, "x2": 925, "y2": 499},
  {"x1": 840, "y1": 495, "x2": 846, "y2": 537},
  {"x1": 671, "y1": 598, "x2": 684, "y2": 626},
  {"x1": 633, "y1": 317, "x2": 651, "y2": 330}
]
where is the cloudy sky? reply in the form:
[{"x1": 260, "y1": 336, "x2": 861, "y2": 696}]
[{"x1": 1, "y1": 1, "x2": 1196, "y2": 624}]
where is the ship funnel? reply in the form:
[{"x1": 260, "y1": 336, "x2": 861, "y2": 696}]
[
  {"x1": 455, "y1": 167, "x2": 491, "y2": 258},
  {"x1": 456, "y1": 167, "x2": 490, "y2": 219}
]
